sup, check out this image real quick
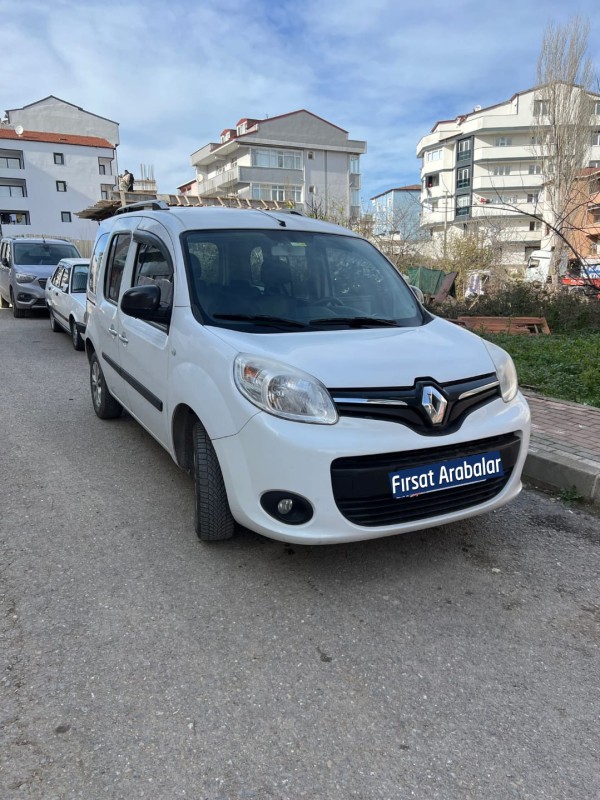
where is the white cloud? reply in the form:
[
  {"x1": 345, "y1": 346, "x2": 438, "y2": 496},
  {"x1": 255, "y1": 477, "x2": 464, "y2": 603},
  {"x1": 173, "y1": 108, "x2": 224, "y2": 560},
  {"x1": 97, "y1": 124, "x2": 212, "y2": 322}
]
[{"x1": 1, "y1": 0, "x2": 599, "y2": 201}]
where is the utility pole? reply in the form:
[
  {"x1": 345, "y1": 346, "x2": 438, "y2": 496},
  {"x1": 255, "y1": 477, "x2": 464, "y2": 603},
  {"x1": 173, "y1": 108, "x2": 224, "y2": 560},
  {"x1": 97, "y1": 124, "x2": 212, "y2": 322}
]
[{"x1": 443, "y1": 190, "x2": 449, "y2": 262}]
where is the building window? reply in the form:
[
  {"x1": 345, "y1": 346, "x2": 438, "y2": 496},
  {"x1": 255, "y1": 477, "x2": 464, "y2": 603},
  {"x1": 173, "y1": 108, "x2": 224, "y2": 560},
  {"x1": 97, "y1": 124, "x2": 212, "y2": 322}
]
[
  {"x1": 99, "y1": 163, "x2": 106, "y2": 175},
  {"x1": 54, "y1": 152, "x2": 64, "y2": 165},
  {"x1": 251, "y1": 148, "x2": 302, "y2": 170},
  {"x1": 455, "y1": 195, "x2": 470, "y2": 216},
  {"x1": 307, "y1": 151, "x2": 314, "y2": 160},
  {"x1": 0, "y1": 210, "x2": 29, "y2": 225},
  {"x1": 251, "y1": 183, "x2": 301, "y2": 202},
  {"x1": 426, "y1": 148, "x2": 442, "y2": 162},
  {"x1": 100, "y1": 183, "x2": 114, "y2": 200},
  {"x1": 495, "y1": 136, "x2": 512, "y2": 147},
  {"x1": 61, "y1": 211, "x2": 72, "y2": 222},
  {"x1": 430, "y1": 199, "x2": 439, "y2": 211},
  {"x1": 493, "y1": 165, "x2": 511, "y2": 176},
  {"x1": 527, "y1": 193, "x2": 539, "y2": 204},
  {"x1": 592, "y1": 131, "x2": 600, "y2": 147},
  {"x1": 350, "y1": 155, "x2": 360, "y2": 174},
  {"x1": 533, "y1": 99, "x2": 549, "y2": 116},
  {"x1": 590, "y1": 160, "x2": 600, "y2": 168},
  {"x1": 594, "y1": 101, "x2": 600, "y2": 116},
  {"x1": 457, "y1": 167, "x2": 470, "y2": 188},
  {"x1": 457, "y1": 139, "x2": 471, "y2": 161},
  {"x1": 528, "y1": 164, "x2": 542, "y2": 175},
  {"x1": 425, "y1": 174, "x2": 440, "y2": 189},
  {"x1": 56, "y1": 181, "x2": 67, "y2": 192},
  {"x1": 530, "y1": 135, "x2": 543, "y2": 146},
  {"x1": 0, "y1": 152, "x2": 23, "y2": 169},
  {"x1": 529, "y1": 221, "x2": 541, "y2": 231},
  {"x1": 0, "y1": 182, "x2": 25, "y2": 197}
]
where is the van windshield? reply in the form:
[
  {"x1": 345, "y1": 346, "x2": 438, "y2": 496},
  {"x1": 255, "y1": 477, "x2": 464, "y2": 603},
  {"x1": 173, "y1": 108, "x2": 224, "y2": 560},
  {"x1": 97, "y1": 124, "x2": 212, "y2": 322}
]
[
  {"x1": 14, "y1": 242, "x2": 80, "y2": 266},
  {"x1": 181, "y1": 230, "x2": 425, "y2": 332}
]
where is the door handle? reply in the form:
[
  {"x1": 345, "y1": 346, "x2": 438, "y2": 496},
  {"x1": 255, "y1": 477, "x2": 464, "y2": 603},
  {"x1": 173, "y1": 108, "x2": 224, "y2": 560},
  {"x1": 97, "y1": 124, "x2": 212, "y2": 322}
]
[
  {"x1": 118, "y1": 332, "x2": 129, "y2": 344},
  {"x1": 108, "y1": 326, "x2": 118, "y2": 338}
]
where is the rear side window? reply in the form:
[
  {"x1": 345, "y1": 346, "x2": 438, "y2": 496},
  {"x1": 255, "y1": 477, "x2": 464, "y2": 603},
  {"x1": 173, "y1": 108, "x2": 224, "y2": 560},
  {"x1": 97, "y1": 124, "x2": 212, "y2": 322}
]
[
  {"x1": 59, "y1": 268, "x2": 70, "y2": 292},
  {"x1": 51, "y1": 266, "x2": 64, "y2": 286},
  {"x1": 104, "y1": 234, "x2": 131, "y2": 303},
  {"x1": 88, "y1": 232, "x2": 110, "y2": 295}
]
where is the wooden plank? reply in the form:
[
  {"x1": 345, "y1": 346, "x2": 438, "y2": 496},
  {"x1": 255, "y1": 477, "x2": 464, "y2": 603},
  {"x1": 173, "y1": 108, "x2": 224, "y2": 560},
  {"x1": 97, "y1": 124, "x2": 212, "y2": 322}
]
[{"x1": 456, "y1": 316, "x2": 551, "y2": 335}]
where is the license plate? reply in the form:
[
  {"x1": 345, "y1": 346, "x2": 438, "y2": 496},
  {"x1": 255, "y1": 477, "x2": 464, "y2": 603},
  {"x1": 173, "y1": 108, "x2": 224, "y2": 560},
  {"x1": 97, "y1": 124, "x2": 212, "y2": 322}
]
[{"x1": 389, "y1": 451, "x2": 504, "y2": 499}]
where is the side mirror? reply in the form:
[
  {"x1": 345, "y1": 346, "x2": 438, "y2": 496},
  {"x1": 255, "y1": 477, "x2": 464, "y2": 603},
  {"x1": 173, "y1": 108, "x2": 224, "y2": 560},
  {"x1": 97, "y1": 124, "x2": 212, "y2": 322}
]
[
  {"x1": 1, "y1": 257, "x2": 9, "y2": 268},
  {"x1": 120, "y1": 284, "x2": 171, "y2": 323},
  {"x1": 409, "y1": 284, "x2": 425, "y2": 304}
]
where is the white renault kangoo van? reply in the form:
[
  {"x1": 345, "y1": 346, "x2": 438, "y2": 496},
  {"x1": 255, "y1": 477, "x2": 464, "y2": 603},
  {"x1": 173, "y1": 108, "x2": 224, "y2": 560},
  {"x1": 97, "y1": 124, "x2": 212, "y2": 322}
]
[{"x1": 84, "y1": 202, "x2": 530, "y2": 544}]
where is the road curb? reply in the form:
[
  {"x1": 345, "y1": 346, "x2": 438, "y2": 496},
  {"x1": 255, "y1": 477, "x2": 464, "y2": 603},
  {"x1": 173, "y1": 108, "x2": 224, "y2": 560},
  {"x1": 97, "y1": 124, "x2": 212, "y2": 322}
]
[{"x1": 524, "y1": 447, "x2": 600, "y2": 505}]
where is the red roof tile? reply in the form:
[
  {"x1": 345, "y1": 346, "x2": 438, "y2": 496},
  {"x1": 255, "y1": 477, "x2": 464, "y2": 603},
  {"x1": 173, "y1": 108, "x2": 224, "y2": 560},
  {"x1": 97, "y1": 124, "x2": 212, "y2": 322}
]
[{"x1": 0, "y1": 128, "x2": 114, "y2": 148}]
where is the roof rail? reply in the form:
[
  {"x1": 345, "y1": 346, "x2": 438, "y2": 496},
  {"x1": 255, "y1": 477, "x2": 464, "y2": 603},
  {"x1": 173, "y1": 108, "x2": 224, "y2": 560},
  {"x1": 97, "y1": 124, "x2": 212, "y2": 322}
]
[{"x1": 115, "y1": 200, "x2": 170, "y2": 215}]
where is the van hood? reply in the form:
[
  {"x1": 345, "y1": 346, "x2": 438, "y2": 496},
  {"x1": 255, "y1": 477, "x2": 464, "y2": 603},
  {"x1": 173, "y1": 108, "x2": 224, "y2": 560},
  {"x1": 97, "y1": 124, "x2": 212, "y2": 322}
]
[{"x1": 208, "y1": 317, "x2": 498, "y2": 387}]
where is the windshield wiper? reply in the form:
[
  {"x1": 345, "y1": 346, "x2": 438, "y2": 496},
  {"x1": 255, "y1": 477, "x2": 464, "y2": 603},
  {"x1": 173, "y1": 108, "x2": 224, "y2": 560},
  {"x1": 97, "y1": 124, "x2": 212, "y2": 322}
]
[
  {"x1": 309, "y1": 316, "x2": 400, "y2": 328},
  {"x1": 212, "y1": 313, "x2": 308, "y2": 329}
]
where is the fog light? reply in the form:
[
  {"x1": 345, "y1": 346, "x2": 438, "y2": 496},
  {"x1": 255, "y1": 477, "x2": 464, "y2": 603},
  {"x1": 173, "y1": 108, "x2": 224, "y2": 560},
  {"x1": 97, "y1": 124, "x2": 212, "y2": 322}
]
[
  {"x1": 277, "y1": 498, "x2": 294, "y2": 515},
  {"x1": 261, "y1": 491, "x2": 313, "y2": 525}
]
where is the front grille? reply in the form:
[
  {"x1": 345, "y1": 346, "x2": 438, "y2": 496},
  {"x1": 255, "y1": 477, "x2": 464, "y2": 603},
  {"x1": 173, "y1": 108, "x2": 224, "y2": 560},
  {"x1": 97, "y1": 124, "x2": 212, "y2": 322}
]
[
  {"x1": 38, "y1": 278, "x2": 47, "y2": 289},
  {"x1": 331, "y1": 373, "x2": 500, "y2": 435},
  {"x1": 331, "y1": 433, "x2": 521, "y2": 527}
]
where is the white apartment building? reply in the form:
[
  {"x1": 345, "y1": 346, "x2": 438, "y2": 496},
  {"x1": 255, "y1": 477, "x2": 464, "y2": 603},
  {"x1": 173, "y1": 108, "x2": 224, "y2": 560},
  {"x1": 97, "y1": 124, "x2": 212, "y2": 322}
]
[
  {"x1": 187, "y1": 110, "x2": 366, "y2": 219},
  {"x1": 0, "y1": 96, "x2": 119, "y2": 243},
  {"x1": 416, "y1": 86, "x2": 600, "y2": 266}
]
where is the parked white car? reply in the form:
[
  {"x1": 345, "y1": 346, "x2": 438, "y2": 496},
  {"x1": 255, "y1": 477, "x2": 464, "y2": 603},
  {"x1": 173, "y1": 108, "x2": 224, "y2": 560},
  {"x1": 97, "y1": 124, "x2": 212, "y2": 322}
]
[
  {"x1": 46, "y1": 258, "x2": 90, "y2": 350},
  {"x1": 84, "y1": 202, "x2": 530, "y2": 545}
]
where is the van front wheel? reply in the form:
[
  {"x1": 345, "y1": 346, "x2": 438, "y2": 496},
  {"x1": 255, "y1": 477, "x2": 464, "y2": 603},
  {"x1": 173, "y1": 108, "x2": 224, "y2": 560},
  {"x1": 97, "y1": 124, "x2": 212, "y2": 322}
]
[
  {"x1": 193, "y1": 421, "x2": 235, "y2": 541},
  {"x1": 90, "y1": 352, "x2": 122, "y2": 419}
]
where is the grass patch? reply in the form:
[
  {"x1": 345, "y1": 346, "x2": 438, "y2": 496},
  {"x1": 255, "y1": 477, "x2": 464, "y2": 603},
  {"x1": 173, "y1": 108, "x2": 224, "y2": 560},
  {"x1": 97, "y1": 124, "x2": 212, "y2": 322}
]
[{"x1": 483, "y1": 332, "x2": 600, "y2": 408}]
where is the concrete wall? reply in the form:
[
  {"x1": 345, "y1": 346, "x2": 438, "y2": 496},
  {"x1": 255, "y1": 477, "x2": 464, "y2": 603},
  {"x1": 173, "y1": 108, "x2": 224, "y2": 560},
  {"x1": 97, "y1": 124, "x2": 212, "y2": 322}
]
[{"x1": 8, "y1": 96, "x2": 119, "y2": 147}]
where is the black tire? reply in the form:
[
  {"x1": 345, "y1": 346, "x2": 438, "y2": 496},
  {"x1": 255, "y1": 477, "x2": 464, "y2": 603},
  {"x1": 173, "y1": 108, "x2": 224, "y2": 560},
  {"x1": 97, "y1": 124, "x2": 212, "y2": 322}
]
[
  {"x1": 90, "y1": 351, "x2": 122, "y2": 419},
  {"x1": 10, "y1": 290, "x2": 26, "y2": 318},
  {"x1": 70, "y1": 318, "x2": 84, "y2": 350},
  {"x1": 193, "y1": 421, "x2": 234, "y2": 541},
  {"x1": 49, "y1": 310, "x2": 61, "y2": 332}
]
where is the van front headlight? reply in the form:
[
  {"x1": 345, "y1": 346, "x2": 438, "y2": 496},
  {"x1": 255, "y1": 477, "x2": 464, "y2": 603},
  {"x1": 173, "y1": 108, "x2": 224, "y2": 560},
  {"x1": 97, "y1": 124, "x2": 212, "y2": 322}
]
[
  {"x1": 484, "y1": 341, "x2": 519, "y2": 402},
  {"x1": 15, "y1": 272, "x2": 36, "y2": 284},
  {"x1": 234, "y1": 354, "x2": 338, "y2": 424}
]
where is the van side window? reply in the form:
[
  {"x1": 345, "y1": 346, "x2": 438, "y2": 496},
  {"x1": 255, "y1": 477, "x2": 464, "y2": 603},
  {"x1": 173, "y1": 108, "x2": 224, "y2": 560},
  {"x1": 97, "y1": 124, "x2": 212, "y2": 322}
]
[
  {"x1": 133, "y1": 242, "x2": 174, "y2": 307},
  {"x1": 88, "y1": 232, "x2": 110, "y2": 295},
  {"x1": 104, "y1": 234, "x2": 131, "y2": 303}
]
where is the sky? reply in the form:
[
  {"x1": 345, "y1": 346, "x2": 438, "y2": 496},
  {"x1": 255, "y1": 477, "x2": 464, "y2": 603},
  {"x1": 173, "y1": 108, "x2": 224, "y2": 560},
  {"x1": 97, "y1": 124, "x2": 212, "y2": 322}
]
[{"x1": 2, "y1": 0, "x2": 599, "y2": 207}]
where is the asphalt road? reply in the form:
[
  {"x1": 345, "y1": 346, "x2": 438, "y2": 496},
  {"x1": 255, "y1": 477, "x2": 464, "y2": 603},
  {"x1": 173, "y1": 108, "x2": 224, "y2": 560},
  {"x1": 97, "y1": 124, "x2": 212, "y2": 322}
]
[{"x1": 1, "y1": 311, "x2": 599, "y2": 800}]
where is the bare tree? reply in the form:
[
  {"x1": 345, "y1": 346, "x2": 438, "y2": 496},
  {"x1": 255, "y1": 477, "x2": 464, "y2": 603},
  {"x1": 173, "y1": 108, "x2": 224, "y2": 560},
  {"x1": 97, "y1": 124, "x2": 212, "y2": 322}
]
[{"x1": 531, "y1": 15, "x2": 597, "y2": 286}]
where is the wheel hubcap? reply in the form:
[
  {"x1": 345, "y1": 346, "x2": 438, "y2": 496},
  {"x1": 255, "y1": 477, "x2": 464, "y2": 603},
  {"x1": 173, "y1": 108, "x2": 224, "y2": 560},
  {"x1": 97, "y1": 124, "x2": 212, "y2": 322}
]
[{"x1": 91, "y1": 362, "x2": 102, "y2": 407}]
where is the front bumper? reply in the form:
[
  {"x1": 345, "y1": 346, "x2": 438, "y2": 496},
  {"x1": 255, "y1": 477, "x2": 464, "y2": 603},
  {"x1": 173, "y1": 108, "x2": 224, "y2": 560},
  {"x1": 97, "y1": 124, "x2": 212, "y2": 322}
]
[
  {"x1": 13, "y1": 280, "x2": 47, "y2": 309},
  {"x1": 214, "y1": 392, "x2": 531, "y2": 544}
]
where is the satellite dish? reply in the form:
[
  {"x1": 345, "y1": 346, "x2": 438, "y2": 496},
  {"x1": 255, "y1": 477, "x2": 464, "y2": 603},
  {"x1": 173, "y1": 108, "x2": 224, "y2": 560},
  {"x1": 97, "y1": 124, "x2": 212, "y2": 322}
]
[{"x1": 15, "y1": 125, "x2": 24, "y2": 135}]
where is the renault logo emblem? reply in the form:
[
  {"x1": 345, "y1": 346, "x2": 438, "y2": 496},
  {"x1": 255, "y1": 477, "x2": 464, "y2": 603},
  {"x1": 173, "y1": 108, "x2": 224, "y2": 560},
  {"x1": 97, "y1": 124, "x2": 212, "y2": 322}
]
[{"x1": 421, "y1": 385, "x2": 447, "y2": 425}]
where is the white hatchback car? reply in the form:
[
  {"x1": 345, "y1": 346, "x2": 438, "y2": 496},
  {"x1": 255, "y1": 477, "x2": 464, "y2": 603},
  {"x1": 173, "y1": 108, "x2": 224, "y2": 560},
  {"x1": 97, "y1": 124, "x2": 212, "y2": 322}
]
[
  {"x1": 84, "y1": 202, "x2": 530, "y2": 545},
  {"x1": 46, "y1": 258, "x2": 90, "y2": 350}
]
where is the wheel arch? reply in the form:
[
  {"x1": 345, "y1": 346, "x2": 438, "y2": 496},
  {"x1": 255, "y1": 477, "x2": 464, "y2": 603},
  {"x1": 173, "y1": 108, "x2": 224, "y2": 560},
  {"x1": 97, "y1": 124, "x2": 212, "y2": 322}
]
[{"x1": 172, "y1": 403, "x2": 200, "y2": 473}]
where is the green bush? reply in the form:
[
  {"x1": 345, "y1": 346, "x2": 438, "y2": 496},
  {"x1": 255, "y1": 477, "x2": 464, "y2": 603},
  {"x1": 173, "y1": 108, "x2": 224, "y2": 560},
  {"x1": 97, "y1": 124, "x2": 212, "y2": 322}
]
[
  {"x1": 483, "y1": 333, "x2": 600, "y2": 408},
  {"x1": 436, "y1": 282, "x2": 600, "y2": 333}
]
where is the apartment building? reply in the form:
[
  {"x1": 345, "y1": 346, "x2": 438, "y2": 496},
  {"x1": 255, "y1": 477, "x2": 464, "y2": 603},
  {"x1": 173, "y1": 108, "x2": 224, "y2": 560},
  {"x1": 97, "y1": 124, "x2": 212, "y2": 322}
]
[
  {"x1": 187, "y1": 110, "x2": 366, "y2": 219},
  {"x1": 416, "y1": 86, "x2": 600, "y2": 266},
  {"x1": 0, "y1": 96, "x2": 119, "y2": 242},
  {"x1": 567, "y1": 167, "x2": 600, "y2": 259},
  {"x1": 370, "y1": 185, "x2": 423, "y2": 237}
]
